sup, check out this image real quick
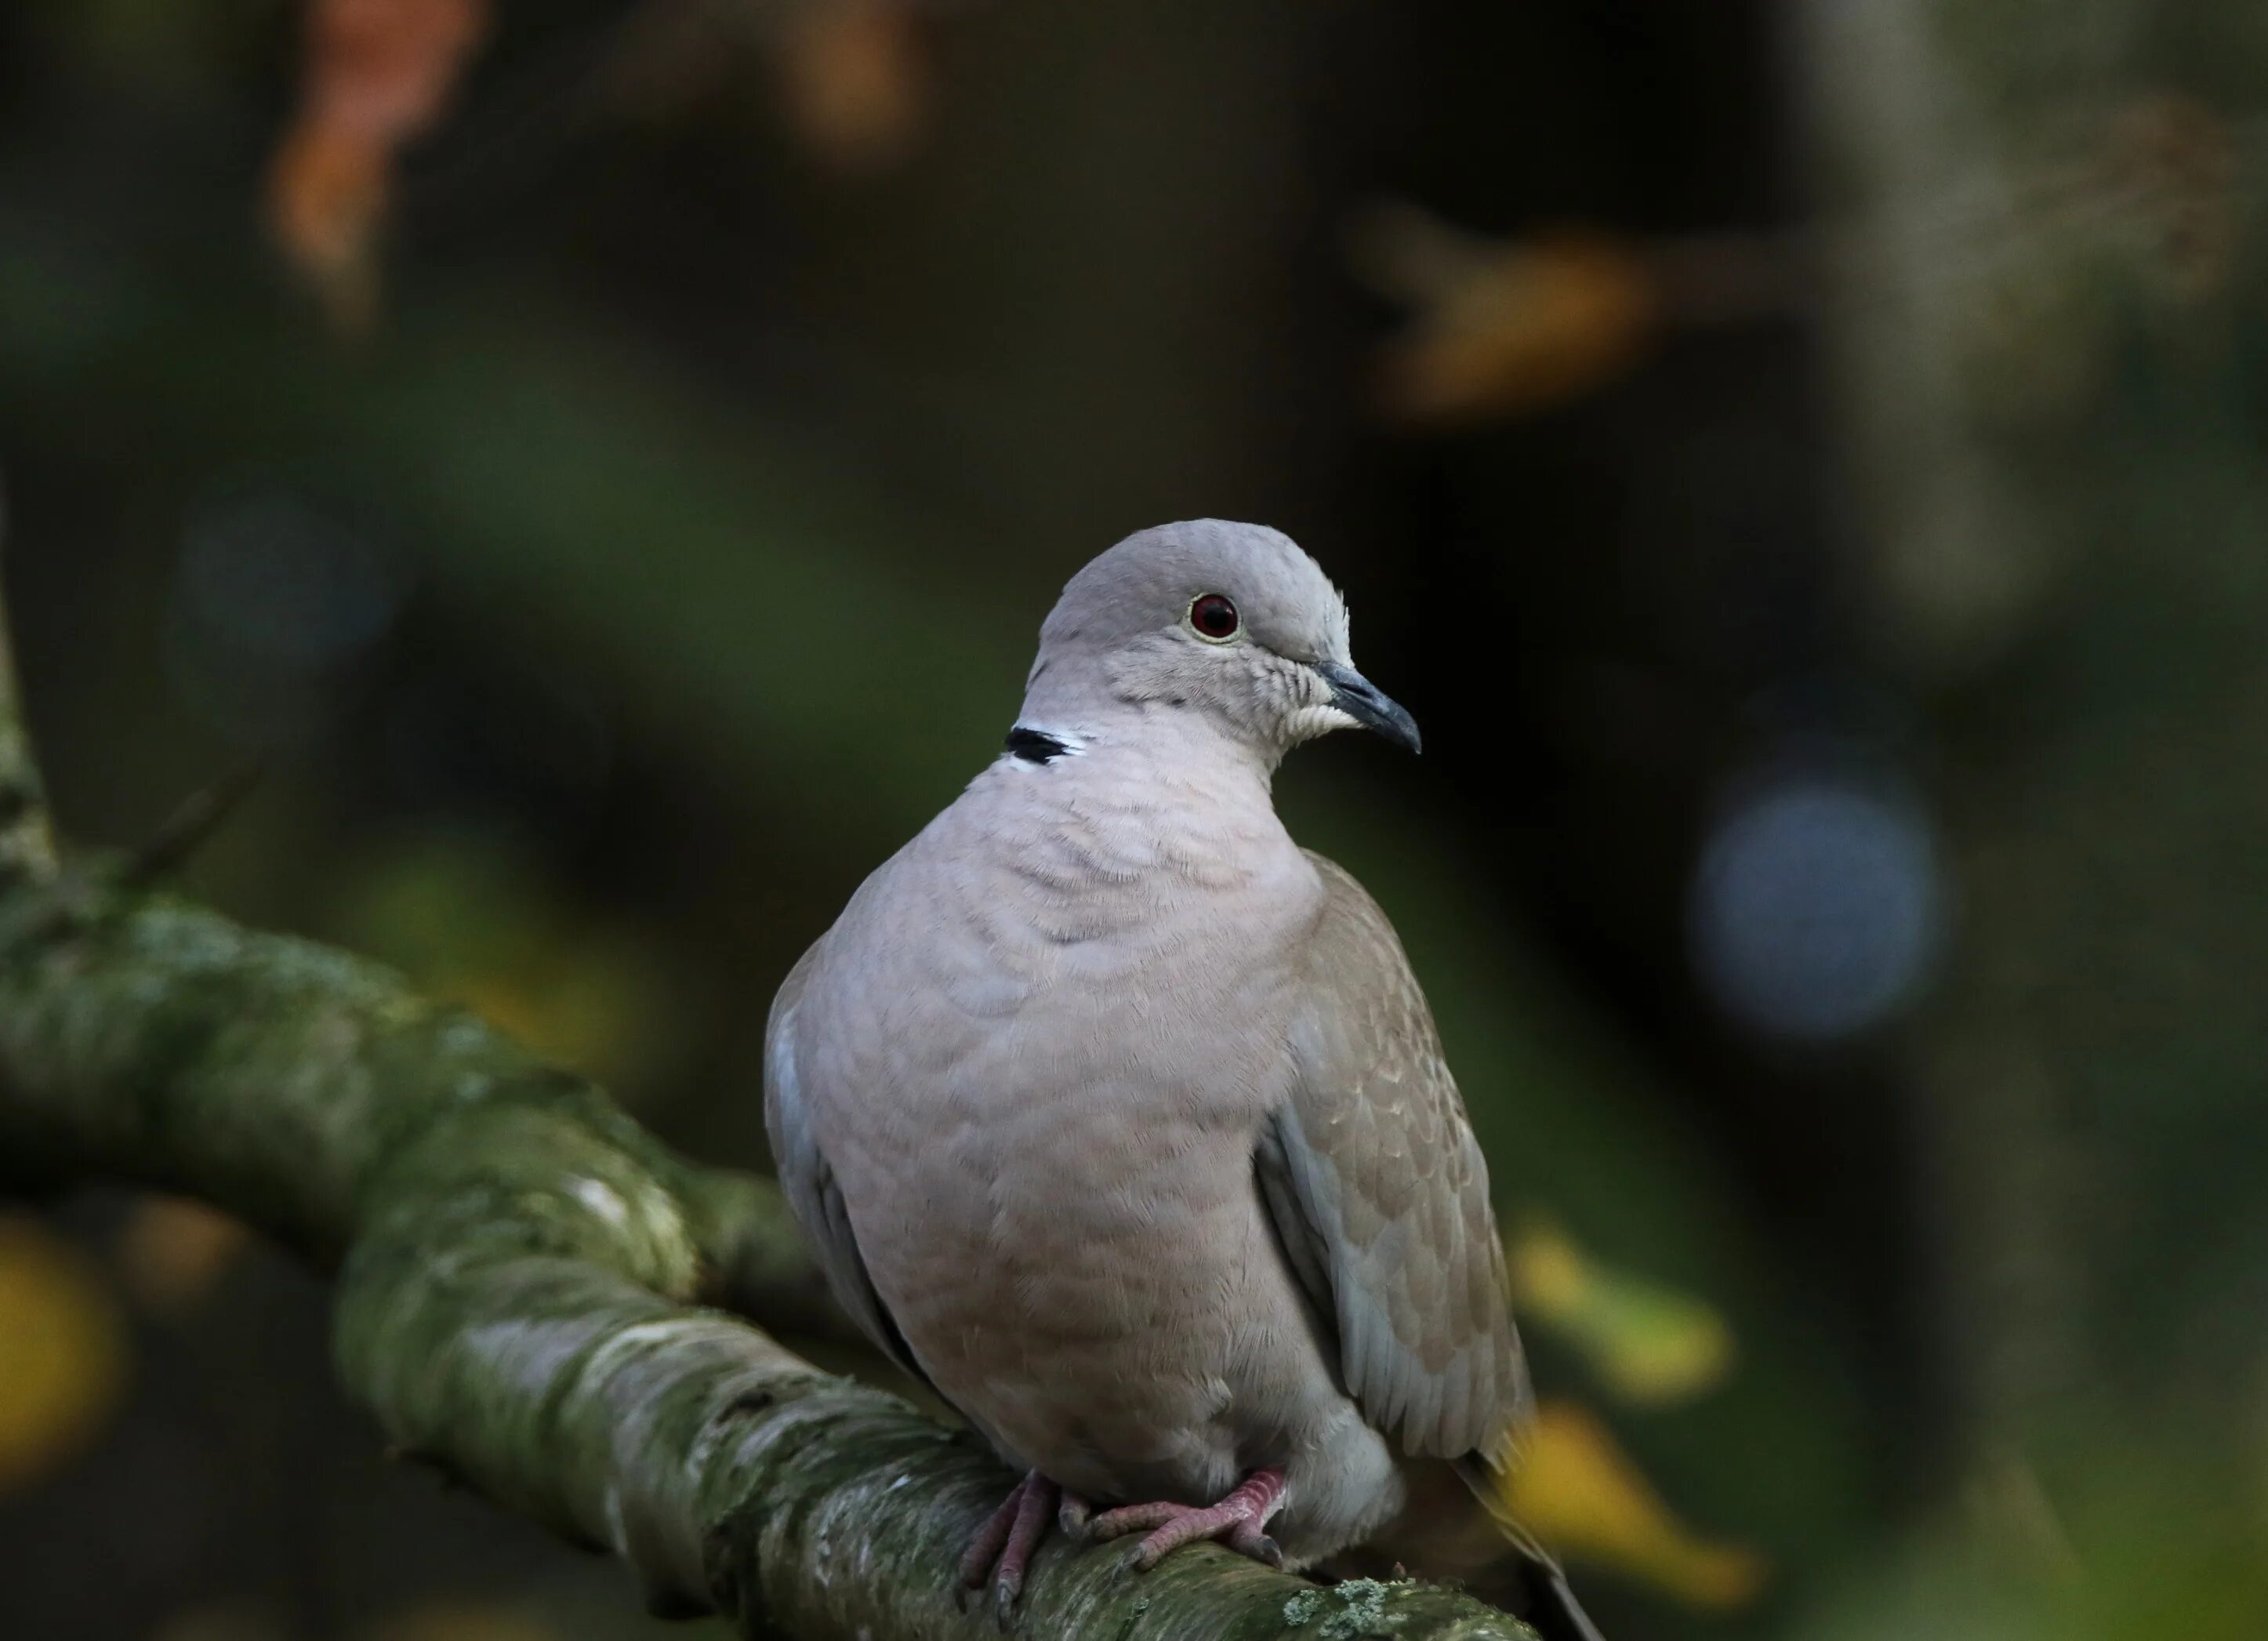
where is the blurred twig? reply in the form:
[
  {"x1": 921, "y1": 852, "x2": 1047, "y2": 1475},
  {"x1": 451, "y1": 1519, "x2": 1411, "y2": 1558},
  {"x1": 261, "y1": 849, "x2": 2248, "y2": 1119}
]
[{"x1": 117, "y1": 757, "x2": 268, "y2": 891}]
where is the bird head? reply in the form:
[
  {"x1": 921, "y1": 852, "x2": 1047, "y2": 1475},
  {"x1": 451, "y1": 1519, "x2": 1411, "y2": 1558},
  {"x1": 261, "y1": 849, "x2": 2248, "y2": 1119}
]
[{"x1": 1018, "y1": 520, "x2": 1421, "y2": 762}]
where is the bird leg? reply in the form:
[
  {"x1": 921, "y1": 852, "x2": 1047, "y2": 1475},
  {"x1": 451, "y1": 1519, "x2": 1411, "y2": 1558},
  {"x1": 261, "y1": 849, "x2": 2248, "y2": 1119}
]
[
  {"x1": 1085, "y1": 1468, "x2": 1288, "y2": 1570},
  {"x1": 959, "y1": 1469, "x2": 1062, "y2": 1615}
]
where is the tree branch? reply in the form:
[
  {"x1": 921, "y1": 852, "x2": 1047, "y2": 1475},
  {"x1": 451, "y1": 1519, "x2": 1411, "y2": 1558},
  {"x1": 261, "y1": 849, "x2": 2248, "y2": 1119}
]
[{"x1": 0, "y1": 576, "x2": 1532, "y2": 1639}]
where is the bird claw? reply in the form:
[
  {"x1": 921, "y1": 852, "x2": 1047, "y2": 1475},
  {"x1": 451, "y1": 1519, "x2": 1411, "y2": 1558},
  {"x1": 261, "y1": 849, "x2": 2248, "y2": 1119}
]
[
  {"x1": 1228, "y1": 1520, "x2": 1285, "y2": 1568},
  {"x1": 960, "y1": 1470, "x2": 1060, "y2": 1619},
  {"x1": 966, "y1": 1468, "x2": 1287, "y2": 1607},
  {"x1": 1057, "y1": 1490, "x2": 1094, "y2": 1538},
  {"x1": 1089, "y1": 1469, "x2": 1290, "y2": 1572}
]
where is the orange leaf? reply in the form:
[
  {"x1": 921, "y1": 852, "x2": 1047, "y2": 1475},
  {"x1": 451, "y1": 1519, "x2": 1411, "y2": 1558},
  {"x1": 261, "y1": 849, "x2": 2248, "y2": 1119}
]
[
  {"x1": 267, "y1": 118, "x2": 390, "y2": 325},
  {"x1": 267, "y1": 0, "x2": 493, "y2": 325},
  {"x1": 115, "y1": 1196, "x2": 252, "y2": 1317},
  {"x1": 1375, "y1": 227, "x2": 1660, "y2": 423},
  {"x1": 773, "y1": 2, "x2": 930, "y2": 172}
]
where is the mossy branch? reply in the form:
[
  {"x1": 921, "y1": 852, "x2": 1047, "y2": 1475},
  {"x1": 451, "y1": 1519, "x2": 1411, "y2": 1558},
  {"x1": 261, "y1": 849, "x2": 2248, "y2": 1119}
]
[{"x1": 0, "y1": 588, "x2": 1529, "y2": 1639}]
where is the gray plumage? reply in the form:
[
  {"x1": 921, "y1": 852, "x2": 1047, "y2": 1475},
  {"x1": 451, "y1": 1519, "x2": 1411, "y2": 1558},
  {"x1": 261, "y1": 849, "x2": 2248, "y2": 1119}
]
[{"x1": 765, "y1": 521, "x2": 1589, "y2": 1629}]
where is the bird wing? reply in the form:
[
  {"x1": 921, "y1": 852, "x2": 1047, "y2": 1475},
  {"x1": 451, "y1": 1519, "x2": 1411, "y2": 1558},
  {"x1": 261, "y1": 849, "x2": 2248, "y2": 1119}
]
[
  {"x1": 763, "y1": 942, "x2": 934, "y2": 1392},
  {"x1": 1255, "y1": 850, "x2": 1533, "y2": 1465}
]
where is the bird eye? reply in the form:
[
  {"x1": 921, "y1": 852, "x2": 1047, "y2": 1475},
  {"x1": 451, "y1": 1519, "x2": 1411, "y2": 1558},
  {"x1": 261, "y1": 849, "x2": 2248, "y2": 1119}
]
[{"x1": 1188, "y1": 594, "x2": 1240, "y2": 641}]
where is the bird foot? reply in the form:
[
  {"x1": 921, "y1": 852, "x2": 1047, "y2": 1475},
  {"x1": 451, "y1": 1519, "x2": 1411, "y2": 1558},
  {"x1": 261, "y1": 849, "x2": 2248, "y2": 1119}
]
[
  {"x1": 959, "y1": 1470, "x2": 1061, "y2": 1620},
  {"x1": 1085, "y1": 1469, "x2": 1288, "y2": 1570}
]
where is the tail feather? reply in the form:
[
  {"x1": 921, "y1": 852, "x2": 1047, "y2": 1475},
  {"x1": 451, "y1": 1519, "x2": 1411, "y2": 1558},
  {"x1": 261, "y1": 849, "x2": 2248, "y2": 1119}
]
[{"x1": 1453, "y1": 1455, "x2": 1608, "y2": 1641}]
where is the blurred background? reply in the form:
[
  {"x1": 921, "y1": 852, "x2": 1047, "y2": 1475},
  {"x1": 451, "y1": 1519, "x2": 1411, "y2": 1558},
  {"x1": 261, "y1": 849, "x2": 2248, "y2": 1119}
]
[{"x1": 5, "y1": 1, "x2": 2268, "y2": 1638}]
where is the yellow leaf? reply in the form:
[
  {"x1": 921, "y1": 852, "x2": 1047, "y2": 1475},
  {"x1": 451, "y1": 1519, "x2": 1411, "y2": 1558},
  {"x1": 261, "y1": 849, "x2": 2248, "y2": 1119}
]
[
  {"x1": 1501, "y1": 1400, "x2": 1767, "y2": 1610},
  {"x1": 1511, "y1": 1221, "x2": 1735, "y2": 1405},
  {"x1": 0, "y1": 1214, "x2": 129, "y2": 1495}
]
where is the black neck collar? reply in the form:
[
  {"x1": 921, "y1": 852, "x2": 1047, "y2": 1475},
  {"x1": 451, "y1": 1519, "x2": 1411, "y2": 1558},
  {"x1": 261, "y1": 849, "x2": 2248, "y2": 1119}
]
[{"x1": 1004, "y1": 725, "x2": 1072, "y2": 764}]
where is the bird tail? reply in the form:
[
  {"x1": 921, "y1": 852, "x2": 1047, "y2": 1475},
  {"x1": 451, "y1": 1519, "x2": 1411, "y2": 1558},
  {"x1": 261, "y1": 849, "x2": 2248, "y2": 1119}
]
[{"x1": 1452, "y1": 1454, "x2": 1608, "y2": 1641}]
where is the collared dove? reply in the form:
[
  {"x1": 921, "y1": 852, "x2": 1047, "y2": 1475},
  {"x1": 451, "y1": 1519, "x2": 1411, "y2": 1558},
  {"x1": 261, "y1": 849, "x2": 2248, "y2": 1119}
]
[{"x1": 765, "y1": 521, "x2": 1600, "y2": 1637}]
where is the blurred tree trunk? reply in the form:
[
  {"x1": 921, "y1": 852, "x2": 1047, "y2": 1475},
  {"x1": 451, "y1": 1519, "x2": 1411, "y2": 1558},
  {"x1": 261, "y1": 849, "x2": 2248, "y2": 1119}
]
[
  {"x1": 0, "y1": 592, "x2": 1533, "y2": 1641},
  {"x1": 1795, "y1": 0, "x2": 2268, "y2": 1455}
]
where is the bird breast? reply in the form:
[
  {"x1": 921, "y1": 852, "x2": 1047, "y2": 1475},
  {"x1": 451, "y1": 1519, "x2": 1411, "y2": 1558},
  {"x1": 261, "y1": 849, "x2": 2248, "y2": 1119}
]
[{"x1": 800, "y1": 756, "x2": 1331, "y2": 1493}]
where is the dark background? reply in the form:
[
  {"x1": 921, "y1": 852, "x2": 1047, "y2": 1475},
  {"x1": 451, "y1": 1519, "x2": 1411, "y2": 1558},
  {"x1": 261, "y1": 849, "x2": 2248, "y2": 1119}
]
[{"x1": 5, "y1": 2, "x2": 2266, "y2": 1639}]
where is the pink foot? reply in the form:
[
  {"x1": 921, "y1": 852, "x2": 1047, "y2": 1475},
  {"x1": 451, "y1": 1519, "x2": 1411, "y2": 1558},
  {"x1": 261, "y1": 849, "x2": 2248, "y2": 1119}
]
[
  {"x1": 959, "y1": 1470, "x2": 1061, "y2": 1617},
  {"x1": 1086, "y1": 1469, "x2": 1288, "y2": 1570}
]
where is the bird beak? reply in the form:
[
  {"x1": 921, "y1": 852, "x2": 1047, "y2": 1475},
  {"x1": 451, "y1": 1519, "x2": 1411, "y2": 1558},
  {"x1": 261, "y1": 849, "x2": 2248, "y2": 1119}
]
[{"x1": 1315, "y1": 662, "x2": 1422, "y2": 755}]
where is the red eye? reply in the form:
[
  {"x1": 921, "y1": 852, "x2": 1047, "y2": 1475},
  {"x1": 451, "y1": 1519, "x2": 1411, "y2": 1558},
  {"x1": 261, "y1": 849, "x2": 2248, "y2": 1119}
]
[{"x1": 1189, "y1": 594, "x2": 1240, "y2": 641}]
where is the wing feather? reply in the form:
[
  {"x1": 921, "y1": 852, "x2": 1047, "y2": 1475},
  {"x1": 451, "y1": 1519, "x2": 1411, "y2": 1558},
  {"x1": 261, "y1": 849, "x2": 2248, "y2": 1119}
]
[{"x1": 1255, "y1": 851, "x2": 1533, "y2": 1462}]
